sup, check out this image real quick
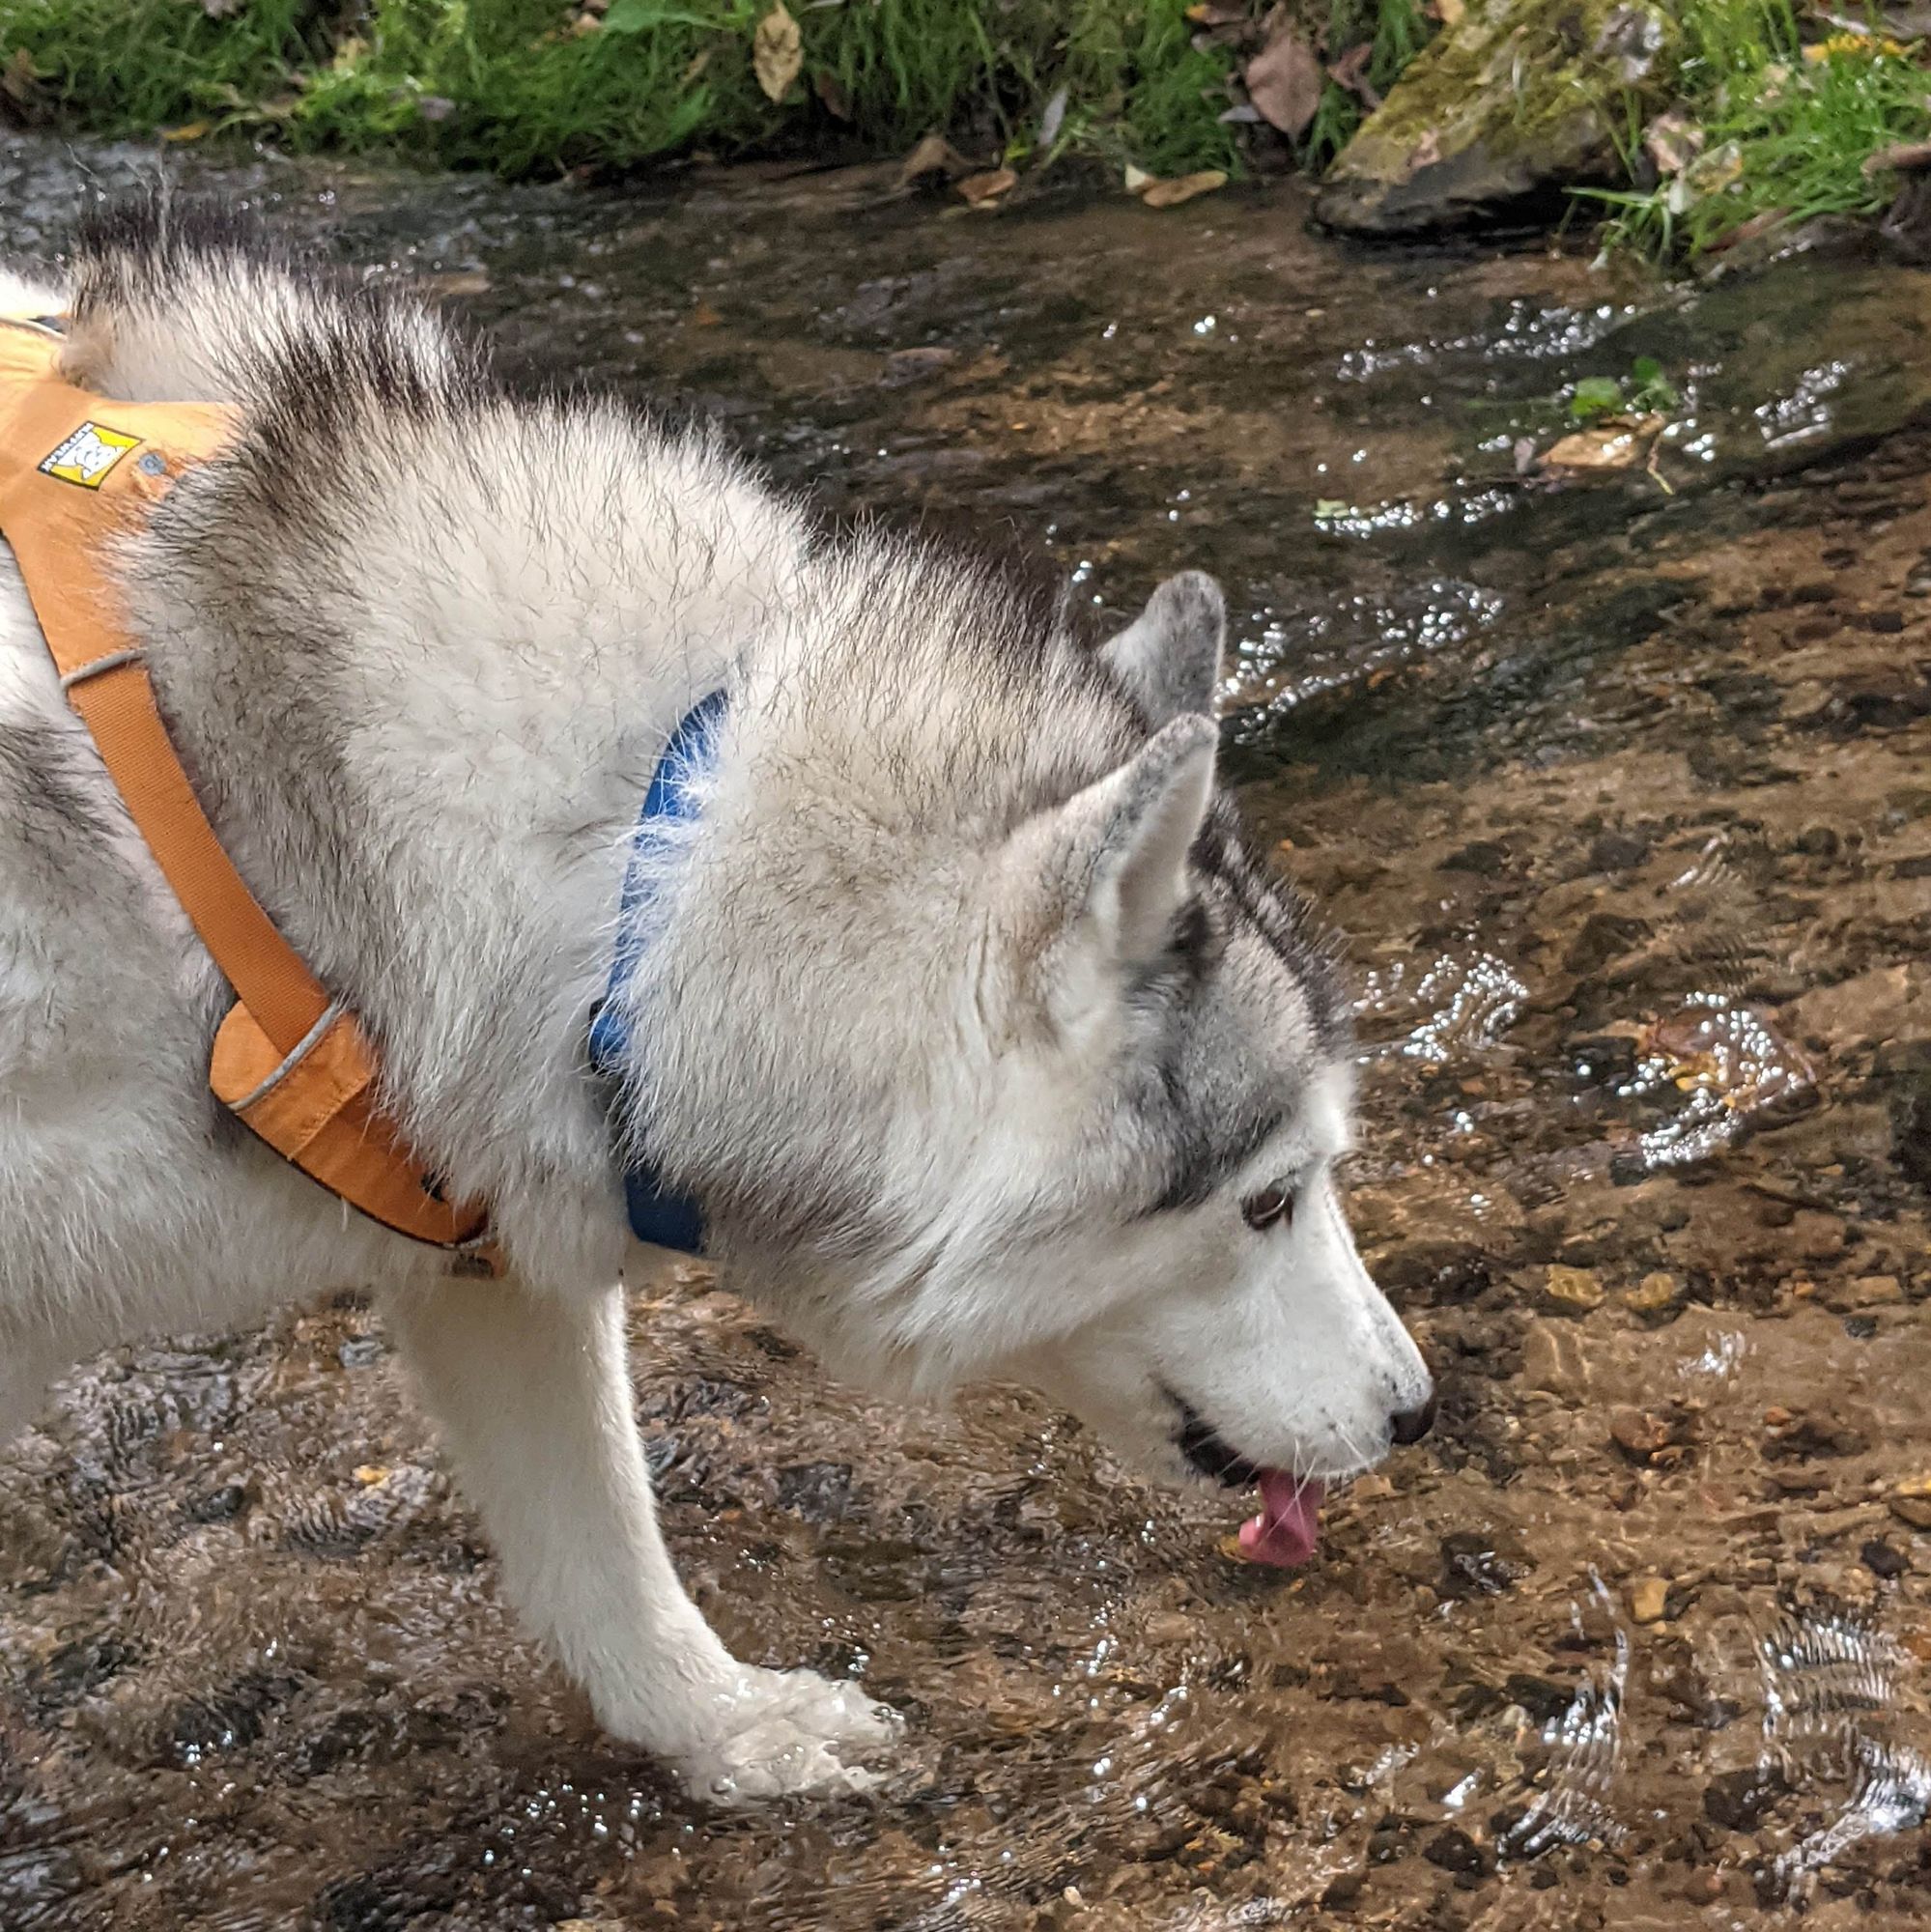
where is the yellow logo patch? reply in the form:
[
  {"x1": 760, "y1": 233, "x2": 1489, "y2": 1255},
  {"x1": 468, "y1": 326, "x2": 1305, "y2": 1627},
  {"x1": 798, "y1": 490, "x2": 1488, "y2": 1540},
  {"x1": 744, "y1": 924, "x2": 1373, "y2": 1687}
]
[{"x1": 40, "y1": 421, "x2": 140, "y2": 490}]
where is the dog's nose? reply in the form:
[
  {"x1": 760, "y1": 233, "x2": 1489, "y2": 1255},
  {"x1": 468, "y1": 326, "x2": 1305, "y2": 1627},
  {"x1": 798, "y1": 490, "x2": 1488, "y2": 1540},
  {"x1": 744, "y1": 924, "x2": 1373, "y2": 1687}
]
[{"x1": 1390, "y1": 1389, "x2": 1437, "y2": 1447}]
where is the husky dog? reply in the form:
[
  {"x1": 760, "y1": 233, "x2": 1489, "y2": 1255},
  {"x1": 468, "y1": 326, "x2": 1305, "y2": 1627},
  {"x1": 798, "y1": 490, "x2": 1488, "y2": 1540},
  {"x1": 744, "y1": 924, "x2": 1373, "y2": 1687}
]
[{"x1": 0, "y1": 202, "x2": 1433, "y2": 1803}]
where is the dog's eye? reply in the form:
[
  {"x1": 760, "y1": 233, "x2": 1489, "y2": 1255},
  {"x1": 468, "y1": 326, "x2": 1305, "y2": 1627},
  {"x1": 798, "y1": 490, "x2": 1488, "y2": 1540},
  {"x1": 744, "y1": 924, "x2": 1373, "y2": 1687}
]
[{"x1": 1242, "y1": 1185, "x2": 1292, "y2": 1232}]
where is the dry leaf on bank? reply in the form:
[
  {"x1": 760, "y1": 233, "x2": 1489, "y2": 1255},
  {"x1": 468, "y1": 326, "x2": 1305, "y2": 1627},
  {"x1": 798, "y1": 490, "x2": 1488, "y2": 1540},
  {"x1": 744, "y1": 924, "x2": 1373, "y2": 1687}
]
[
  {"x1": 753, "y1": 3, "x2": 803, "y2": 103},
  {"x1": 1245, "y1": 26, "x2": 1324, "y2": 139},
  {"x1": 957, "y1": 167, "x2": 1018, "y2": 206},
  {"x1": 899, "y1": 130, "x2": 974, "y2": 187},
  {"x1": 1141, "y1": 169, "x2": 1229, "y2": 208}
]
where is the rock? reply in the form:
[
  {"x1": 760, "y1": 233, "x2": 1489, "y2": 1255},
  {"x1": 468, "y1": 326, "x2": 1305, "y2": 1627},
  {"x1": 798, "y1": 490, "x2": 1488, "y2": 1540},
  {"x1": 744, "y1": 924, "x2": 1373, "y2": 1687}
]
[
  {"x1": 1703, "y1": 1765, "x2": 1787, "y2": 1832},
  {"x1": 1888, "y1": 1477, "x2": 1931, "y2": 1529},
  {"x1": 1542, "y1": 1264, "x2": 1604, "y2": 1314},
  {"x1": 1422, "y1": 1826, "x2": 1487, "y2": 1873},
  {"x1": 1625, "y1": 1271, "x2": 1682, "y2": 1315},
  {"x1": 1314, "y1": 0, "x2": 1675, "y2": 238},
  {"x1": 1862, "y1": 1538, "x2": 1910, "y2": 1579},
  {"x1": 1848, "y1": 1274, "x2": 1904, "y2": 1307},
  {"x1": 1630, "y1": 1577, "x2": 1669, "y2": 1624},
  {"x1": 1608, "y1": 1406, "x2": 1677, "y2": 1463}
]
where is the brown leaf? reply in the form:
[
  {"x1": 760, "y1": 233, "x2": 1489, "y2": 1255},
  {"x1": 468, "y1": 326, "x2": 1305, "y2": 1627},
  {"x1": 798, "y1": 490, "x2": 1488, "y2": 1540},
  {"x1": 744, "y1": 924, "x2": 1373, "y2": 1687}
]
[
  {"x1": 1326, "y1": 42, "x2": 1381, "y2": 109},
  {"x1": 159, "y1": 121, "x2": 212, "y2": 143},
  {"x1": 898, "y1": 131, "x2": 974, "y2": 187},
  {"x1": 1, "y1": 47, "x2": 40, "y2": 107},
  {"x1": 1543, "y1": 415, "x2": 1663, "y2": 472},
  {"x1": 1140, "y1": 169, "x2": 1229, "y2": 209},
  {"x1": 1865, "y1": 138, "x2": 1931, "y2": 178},
  {"x1": 1244, "y1": 27, "x2": 1324, "y2": 139},
  {"x1": 814, "y1": 70, "x2": 851, "y2": 121},
  {"x1": 1434, "y1": 0, "x2": 1465, "y2": 21},
  {"x1": 957, "y1": 166, "x2": 1018, "y2": 207},
  {"x1": 1185, "y1": 2, "x2": 1250, "y2": 21},
  {"x1": 1643, "y1": 109, "x2": 1702, "y2": 177},
  {"x1": 753, "y1": 2, "x2": 803, "y2": 104}
]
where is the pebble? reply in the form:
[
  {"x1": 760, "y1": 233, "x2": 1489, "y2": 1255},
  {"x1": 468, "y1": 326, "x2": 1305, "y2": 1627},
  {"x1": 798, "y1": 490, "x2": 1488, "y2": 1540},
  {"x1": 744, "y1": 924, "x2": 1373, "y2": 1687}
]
[
  {"x1": 1888, "y1": 1477, "x2": 1931, "y2": 1529},
  {"x1": 1848, "y1": 1274, "x2": 1904, "y2": 1307},
  {"x1": 1630, "y1": 1577, "x2": 1670, "y2": 1624},
  {"x1": 1625, "y1": 1271, "x2": 1682, "y2": 1314},
  {"x1": 1609, "y1": 1407, "x2": 1676, "y2": 1462},
  {"x1": 1422, "y1": 1826, "x2": 1486, "y2": 1874},
  {"x1": 1543, "y1": 1264, "x2": 1604, "y2": 1315},
  {"x1": 1862, "y1": 1538, "x2": 1910, "y2": 1579}
]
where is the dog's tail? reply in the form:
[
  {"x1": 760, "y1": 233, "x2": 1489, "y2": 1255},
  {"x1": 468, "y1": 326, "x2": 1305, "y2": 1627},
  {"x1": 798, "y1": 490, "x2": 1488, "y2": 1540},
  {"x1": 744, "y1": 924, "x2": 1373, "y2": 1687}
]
[{"x1": 54, "y1": 187, "x2": 460, "y2": 410}]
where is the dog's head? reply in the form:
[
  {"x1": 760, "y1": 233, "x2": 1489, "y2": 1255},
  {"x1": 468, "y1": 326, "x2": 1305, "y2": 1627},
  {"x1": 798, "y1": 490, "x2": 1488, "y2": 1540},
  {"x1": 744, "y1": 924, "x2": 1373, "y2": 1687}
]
[
  {"x1": 690, "y1": 568, "x2": 1432, "y2": 1565},
  {"x1": 976, "y1": 575, "x2": 1432, "y2": 1561}
]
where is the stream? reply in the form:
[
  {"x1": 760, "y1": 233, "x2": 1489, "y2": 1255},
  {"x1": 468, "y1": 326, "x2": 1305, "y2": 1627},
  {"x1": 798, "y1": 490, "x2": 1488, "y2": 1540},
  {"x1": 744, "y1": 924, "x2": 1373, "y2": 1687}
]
[{"x1": 6, "y1": 131, "x2": 1931, "y2": 1929}]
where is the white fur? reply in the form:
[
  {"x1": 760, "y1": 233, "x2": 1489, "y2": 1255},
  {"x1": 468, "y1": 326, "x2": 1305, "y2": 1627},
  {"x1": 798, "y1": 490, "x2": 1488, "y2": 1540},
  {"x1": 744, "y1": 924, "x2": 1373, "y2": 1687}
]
[{"x1": 0, "y1": 219, "x2": 1430, "y2": 1804}]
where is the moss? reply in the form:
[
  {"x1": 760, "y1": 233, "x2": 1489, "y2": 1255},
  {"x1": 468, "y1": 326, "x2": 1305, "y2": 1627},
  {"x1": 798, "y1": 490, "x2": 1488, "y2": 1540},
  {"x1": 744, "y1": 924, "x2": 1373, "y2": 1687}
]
[
  {"x1": 1339, "y1": 0, "x2": 1674, "y2": 163},
  {"x1": 1315, "y1": 0, "x2": 1675, "y2": 233}
]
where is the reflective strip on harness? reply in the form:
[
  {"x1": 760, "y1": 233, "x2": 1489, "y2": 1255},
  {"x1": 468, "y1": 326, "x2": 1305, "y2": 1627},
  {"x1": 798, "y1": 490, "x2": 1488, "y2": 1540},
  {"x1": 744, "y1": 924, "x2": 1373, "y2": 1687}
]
[{"x1": 0, "y1": 317, "x2": 494, "y2": 1263}]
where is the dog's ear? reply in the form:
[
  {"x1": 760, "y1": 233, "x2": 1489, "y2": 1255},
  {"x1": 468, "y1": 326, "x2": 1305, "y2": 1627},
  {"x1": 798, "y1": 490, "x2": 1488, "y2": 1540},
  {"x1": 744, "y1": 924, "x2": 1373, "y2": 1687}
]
[
  {"x1": 1100, "y1": 572, "x2": 1225, "y2": 724},
  {"x1": 1015, "y1": 714, "x2": 1217, "y2": 976}
]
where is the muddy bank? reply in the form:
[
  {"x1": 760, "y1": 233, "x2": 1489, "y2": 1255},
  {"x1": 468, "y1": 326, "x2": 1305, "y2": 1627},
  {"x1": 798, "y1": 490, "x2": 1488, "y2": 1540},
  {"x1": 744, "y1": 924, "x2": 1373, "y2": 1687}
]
[{"x1": 4, "y1": 134, "x2": 1931, "y2": 1928}]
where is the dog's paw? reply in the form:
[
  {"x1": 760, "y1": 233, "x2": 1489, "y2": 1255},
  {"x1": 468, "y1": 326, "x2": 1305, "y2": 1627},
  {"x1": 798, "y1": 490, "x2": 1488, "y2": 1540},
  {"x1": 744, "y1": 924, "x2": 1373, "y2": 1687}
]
[{"x1": 672, "y1": 1665, "x2": 901, "y2": 1806}]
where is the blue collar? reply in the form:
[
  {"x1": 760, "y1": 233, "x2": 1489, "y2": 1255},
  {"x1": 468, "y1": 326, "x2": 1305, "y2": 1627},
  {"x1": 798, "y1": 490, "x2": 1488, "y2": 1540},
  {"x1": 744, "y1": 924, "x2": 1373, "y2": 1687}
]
[{"x1": 588, "y1": 690, "x2": 729, "y2": 1255}]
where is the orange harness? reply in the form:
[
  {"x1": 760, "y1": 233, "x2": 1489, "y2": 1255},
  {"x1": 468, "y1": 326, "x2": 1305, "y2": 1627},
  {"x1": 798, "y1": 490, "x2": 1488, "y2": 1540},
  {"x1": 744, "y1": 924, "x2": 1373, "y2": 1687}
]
[{"x1": 0, "y1": 318, "x2": 493, "y2": 1263}]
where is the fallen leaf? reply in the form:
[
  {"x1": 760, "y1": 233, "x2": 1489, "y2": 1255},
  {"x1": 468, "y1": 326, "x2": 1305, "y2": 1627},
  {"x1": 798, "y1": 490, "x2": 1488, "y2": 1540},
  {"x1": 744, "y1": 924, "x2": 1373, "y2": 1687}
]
[
  {"x1": 1245, "y1": 27, "x2": 1324, "y2": 139},
  {"x1": 1186, "y1": 1, "x2": 1249, "y2": 21},
  {"x1": 1122, "y1": 162, "x2": 1154, "y2": 192},
  {"x1": 1403, "y1": 128, "x2": 1442, "y2": 177},
  {"x1": 0, "y1": 47, "x2": 38, "y2": 108},
  {"x1": 899, "y1": 131, "x2": 973, "y2": 187},
  {"x1": 1865, "y1": 138, "x2": 1931, "y2": 177},
  {"x1": 813, "y1": 69, "x2": 850, "y2": 120},
  {"x1": 1683, "y1": 137, "x2": 1743, "y2": 196},
  {"x1": 353, "y1": 1464, "x2": 389, "y2": 1486},
  {"x1": 957, "y1": 166, "x2": 1017, "y2": 206},
  {"x1": 1140, "y1": 169, "x2": 1228, "y2": 208},
  {"x1": 1544, "y1": 414, "x2": 1663, "y2": 471},
  {"x1": 1434, "y1": 0, "x2": 1465, "y2": 19},
  {"x1": 159, "y1": 121, "x2": 211, "y2": 143},
  {"x1": 416, "y1": 269, "x2": 493, "y2": 298},
  {"x1": 690, "y1": 298, "x2": 723, "y2": 326},
  {"x1": 753, "y1": 2, "x2": 803, "y2": 103},
  {"x1": 1326, "y1": 42, "x2": 1382, "y2": 109},
  {"x1": 1643, "y1": 110, "x2": 1702, "y2": 176}
]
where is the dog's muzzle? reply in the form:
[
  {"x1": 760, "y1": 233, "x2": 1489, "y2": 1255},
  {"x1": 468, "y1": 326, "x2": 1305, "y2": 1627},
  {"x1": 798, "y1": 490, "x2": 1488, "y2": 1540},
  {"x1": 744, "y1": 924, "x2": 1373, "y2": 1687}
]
[{"x1": 1167, "y1": 1389, "x2": 1263, "y2": 1490}]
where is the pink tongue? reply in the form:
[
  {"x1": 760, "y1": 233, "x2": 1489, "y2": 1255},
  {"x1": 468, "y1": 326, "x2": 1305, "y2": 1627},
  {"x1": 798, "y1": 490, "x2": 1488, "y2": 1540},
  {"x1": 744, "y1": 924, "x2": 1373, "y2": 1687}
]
[{"x1": 1237, "y1": 1470, "x2": 1326, "y2": 1568}]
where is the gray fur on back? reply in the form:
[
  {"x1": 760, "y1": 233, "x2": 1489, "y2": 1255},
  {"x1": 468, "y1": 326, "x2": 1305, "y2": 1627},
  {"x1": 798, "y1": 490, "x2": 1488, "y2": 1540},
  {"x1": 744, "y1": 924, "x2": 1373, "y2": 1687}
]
[{"x1": 4, "y1": 196, "x2": 1342, "y2": 1333}]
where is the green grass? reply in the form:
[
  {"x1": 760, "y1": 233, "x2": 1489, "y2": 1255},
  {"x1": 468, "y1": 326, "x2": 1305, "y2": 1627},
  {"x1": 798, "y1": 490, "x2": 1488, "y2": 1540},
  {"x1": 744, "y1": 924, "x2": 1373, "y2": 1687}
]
[
  {"x1": 1584, "y1": 0, "x2": 1931, "y2": 261},
  {"x1": 5, "y1": 0, "x2": 1252, "y2": 179},
  {"x1": 7, "y1": 0, "x2": 322, "y2": 129},
  {"x1": 1, "y1": 0, "x2": 1437, "y2": 184},
  {"x1": 1297, "y1": 0, "x2": 1433, "y2": 171}
]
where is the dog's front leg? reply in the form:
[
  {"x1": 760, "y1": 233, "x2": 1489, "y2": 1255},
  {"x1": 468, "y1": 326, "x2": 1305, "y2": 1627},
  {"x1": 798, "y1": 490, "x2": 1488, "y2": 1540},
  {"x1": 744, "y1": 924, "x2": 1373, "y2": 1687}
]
[{"x1": 383, "y1": 1273, "x2": 898, "y2": 1804}]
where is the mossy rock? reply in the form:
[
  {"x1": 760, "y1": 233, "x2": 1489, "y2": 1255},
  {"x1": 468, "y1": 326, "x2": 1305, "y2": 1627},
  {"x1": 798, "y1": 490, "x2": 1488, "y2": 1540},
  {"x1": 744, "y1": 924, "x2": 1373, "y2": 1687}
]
[{"x1": 1314, "y1": 0, "x2": 1675, "y2": 237}]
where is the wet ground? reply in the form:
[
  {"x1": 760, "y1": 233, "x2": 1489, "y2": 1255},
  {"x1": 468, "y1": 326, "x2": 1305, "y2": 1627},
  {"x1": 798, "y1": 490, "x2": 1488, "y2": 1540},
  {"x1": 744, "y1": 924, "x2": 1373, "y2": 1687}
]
[{"x1": 6, "y1": 133, "x2": 1931, "y2": 1929}]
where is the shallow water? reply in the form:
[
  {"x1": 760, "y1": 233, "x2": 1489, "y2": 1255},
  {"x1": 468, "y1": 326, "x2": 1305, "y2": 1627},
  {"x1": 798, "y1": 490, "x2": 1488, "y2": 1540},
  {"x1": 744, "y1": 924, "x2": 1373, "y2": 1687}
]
[{"x1": 7, "y1": 134, "x2": 1931, "y2": 1928}]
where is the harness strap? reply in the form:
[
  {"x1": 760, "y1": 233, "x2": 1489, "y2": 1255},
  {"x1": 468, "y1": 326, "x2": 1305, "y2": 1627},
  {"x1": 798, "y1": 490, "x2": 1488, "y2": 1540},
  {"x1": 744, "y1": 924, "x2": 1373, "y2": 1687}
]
[{"x1": 0, "y1": 318, "x2": 493, "y2": 1262}]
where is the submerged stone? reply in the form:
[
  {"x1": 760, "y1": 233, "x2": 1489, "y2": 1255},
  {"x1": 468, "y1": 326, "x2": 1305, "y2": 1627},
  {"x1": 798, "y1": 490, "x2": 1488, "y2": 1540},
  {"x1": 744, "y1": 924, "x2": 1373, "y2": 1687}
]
[{"x1": 1314, "y1": 0, "x2": 1676, "y2": 238}]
